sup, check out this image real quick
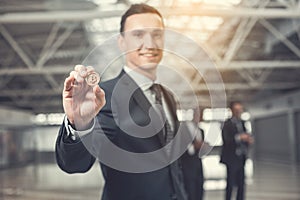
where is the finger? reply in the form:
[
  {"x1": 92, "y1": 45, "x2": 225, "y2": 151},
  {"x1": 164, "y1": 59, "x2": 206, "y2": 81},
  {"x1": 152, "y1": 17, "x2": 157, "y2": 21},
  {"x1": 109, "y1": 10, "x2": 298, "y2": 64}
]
[
  {"x1": 70, "y1": 70, "x2": 84, "y2": 84},
  {"x1": 86, "y1": 66, "x2": 95, "y2": 75},
  {"x1": 94, "y1": 86, "x2": 105, "y2": 100},
  {"x1": 75, "y1": 64, "x2": 88, "y2": 78},
  {"x1": 94, "y1": 86, "x2": 106, "y2": 109},
  {"x1": 75, "y1": 64, "x2": 86, "y2": 72},
  {"x1": 64, "y1": 74, "x2": 75, "y2": 91}
]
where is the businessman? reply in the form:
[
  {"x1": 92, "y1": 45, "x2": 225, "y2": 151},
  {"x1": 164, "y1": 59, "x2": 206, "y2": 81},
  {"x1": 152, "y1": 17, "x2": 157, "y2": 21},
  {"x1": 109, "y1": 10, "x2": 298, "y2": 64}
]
[
  {"x1": 55, "y1": 3, "x2": 189, "y2": 200},
  {"x1": 220, "y1": 101, "x2": 254, "y2": 200}
]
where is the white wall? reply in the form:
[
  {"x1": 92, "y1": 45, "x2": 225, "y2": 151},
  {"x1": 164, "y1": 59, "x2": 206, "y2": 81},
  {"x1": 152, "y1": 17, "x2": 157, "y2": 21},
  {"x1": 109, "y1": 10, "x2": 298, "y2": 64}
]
[
  {"x1": 31, "y1": 126, "x2": 60, "y2": 152},
  {"x1": 248, "y1": 90, "x2": 300, "y2": 163},
  {"x1": 248, "y1": 90, "x2": 300, "y2": 118},
  {"x1": 0, "y1": 107, "x2": 34, "y2": 127}
]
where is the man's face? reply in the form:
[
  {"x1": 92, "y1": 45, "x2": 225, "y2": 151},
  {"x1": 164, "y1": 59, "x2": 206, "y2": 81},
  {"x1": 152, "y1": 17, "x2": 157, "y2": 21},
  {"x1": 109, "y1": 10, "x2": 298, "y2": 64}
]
[
  {"x1": 119, "y1": 13, "x2": 164, "y2": 71},
  {"x1": 232, "y1": 103, "x2": 244, "y2": 119}
]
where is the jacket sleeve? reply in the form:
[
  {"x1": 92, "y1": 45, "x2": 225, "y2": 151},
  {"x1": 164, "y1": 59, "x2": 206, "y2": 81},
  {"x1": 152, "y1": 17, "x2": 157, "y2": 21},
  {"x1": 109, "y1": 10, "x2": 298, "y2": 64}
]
[
  {"x1": 221, "y1": 120, "x2": 235, "y2": 146},
  {"x1": 55, "y1": 122, "x2": 96, "y2": 174},
  {"x1": 55, "y1": 85, "x2": 118, "y2": 174}
]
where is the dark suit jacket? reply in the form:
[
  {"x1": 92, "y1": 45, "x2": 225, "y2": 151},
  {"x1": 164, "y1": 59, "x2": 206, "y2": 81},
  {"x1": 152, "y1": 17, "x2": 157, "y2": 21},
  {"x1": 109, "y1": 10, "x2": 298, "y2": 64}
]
[
  {"x1": 56, "y1": 70, "x2": 187, "y2": 200},
  {"x1": 220, "y1": 118, "x2": 248, "y2": 167}
]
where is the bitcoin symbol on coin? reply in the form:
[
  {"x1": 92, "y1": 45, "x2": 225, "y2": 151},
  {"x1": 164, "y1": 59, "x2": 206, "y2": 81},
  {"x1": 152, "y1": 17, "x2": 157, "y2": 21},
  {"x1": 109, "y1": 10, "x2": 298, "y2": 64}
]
[{"x1": 85, "y1": 72, "x2": 100, "y2": 86}]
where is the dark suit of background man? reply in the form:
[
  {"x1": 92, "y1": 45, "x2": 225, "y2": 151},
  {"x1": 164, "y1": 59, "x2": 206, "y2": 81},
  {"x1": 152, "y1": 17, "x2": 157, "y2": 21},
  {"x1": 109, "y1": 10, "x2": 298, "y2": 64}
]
[
  {"x1": 220, "y1": 101, "x2": 254, "y2": 200},
  {"x1": 55, "y1": 3, "x2": 188, "y2": 200},
  {"x1": 181, "y1": 108, "x2": 208, "y2": 200}
]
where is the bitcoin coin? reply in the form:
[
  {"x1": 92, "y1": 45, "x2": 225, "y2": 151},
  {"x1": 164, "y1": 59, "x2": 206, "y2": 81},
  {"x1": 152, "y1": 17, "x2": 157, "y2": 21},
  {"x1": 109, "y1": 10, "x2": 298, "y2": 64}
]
[{"x1": 85, "y1": 72, "x2": 100, "y2": 86}]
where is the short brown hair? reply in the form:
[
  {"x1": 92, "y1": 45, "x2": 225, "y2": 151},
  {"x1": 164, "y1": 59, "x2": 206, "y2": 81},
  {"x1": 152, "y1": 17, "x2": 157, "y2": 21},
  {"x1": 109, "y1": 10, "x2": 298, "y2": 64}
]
[
  {"x1": 120, "y1": 3, "x2": 163, "y2": 34},
  {"x1": 229, "y1": 101, "x2": 242, "y2": 110}
]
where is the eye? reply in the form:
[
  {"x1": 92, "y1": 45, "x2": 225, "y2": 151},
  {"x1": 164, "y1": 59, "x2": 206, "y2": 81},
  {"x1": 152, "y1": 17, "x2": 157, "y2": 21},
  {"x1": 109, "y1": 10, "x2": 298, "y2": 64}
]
[
  {"x1": 132, "y1": 30, "x2": 145, "y2": 38},
  {"x1": 152, "y1": 31, "x2": 163, "y2": 39}
]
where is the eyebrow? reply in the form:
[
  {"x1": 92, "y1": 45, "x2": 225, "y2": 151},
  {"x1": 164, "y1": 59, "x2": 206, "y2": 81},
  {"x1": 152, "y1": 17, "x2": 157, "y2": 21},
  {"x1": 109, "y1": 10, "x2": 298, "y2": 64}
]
[{"x1": 130, "y1": 28, "x2": 164, "y2": 33}]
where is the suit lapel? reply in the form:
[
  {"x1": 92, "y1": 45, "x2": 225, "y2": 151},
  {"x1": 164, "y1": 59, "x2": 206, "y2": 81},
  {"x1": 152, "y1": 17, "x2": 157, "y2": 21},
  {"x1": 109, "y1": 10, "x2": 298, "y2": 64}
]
[
  {"x1": 130, "y1": 83, "x2": 166, "y2": 146},
  {"x1": 119, "y1": 70, "x2": 152, "y2": 115},
  {"x1": 118, "y1": 70, "x2": 166, "y2": 146}
]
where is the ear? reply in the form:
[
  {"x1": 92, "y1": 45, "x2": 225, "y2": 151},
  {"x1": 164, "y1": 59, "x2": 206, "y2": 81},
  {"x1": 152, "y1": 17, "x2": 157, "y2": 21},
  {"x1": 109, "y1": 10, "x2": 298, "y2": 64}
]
[{"x1": 118, "y1": 34, "x2": 126, "y2": 52}]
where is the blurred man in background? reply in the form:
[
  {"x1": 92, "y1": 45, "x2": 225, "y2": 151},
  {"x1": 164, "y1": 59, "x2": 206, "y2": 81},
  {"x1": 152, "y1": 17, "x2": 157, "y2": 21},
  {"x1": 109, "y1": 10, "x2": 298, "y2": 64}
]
[{"x1": 220, "y1": 101, "x2": 254, "y2": 200}]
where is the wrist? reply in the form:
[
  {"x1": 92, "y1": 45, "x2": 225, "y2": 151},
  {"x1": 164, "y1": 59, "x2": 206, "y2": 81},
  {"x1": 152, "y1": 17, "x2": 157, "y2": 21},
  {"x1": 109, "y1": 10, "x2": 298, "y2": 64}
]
[
  {"x1": 66, "y1": 116, "x2": 93, "y2": 131},
  {"x1": 74, "y1": 119, "x2": 94, "y2": 131},
  {"x1": 66, "y1": 117, "x2": 75, "y2": 129}
]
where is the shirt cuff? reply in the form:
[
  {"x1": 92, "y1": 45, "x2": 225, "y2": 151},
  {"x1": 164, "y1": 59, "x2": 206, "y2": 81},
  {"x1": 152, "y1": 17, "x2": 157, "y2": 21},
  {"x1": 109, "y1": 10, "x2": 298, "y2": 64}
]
[
  {"x1": 64, "y1": 116, "x2": 95, "y2": 141},
  {"x1": 235, "y1": 134, "x2": 242, "y2": 143},
  {"x1": 187, "y1": 144, "x2": 195, "y2": 155}
]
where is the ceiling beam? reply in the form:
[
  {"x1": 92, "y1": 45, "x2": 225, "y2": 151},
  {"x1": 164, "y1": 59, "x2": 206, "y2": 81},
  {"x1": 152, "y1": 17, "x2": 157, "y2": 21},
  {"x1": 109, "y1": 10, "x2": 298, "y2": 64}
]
[
  {"x1": 260, "y1": 18, "x2": 300, "y2": 58},
  {"x1": 0, "y1": 89, "x2": 61, "y2": 97},
  {"x1": 1, "y1": 99, "x2": 62, "y2": 107},
  {"x1": 0, "y1": 66, "x2": 72, "y2": 75},
  {"x1": 0, "y1": 24, "x2": 35, "y2": 68},
  {"x1": 36, "y1": 23, "x2": 77, "y2": 68},
  {"x1": 1, "y1": 7, "x2": 300, "y2": 24},
  {"x1": 223, "y1": 0, "x2": 270, "y2": 64},
  {"x1": 223, "y1": 18, "x2": 252, "y2": 63},
  {"x1": 163, "y1": 7, "x2": 300, "y2": 18},
  {"x1": 1, "y1": 61, "x2": 300, "y2": 76},
  {"x1": 0, "y1": 9, "x2": 122, "y2": 23},
  {"x1": 38, "y1": 22, "x2": 62, "y2": 65},
  {"x1": 265, "y1": 19, "x2": 300, "y2": 52},
  {"x1": 216, "y1": 60, "x2": 300, "y2": 69},
  {"x1": 0, "y1": 82, "x2": 297, "y2": 97}
]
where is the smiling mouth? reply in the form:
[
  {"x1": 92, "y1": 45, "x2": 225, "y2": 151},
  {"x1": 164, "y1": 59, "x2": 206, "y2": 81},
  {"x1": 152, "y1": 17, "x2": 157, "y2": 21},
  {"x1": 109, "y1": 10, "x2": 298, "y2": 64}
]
[{"x1": 139, "y1": 52, "x2": 159, "y2": 57}]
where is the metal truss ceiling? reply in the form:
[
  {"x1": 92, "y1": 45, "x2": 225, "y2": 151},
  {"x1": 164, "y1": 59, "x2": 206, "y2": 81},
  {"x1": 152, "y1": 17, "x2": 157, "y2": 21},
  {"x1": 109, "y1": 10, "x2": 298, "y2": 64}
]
[{"x1": 0, "y1": 0, "x2": 300, "y2": 113}]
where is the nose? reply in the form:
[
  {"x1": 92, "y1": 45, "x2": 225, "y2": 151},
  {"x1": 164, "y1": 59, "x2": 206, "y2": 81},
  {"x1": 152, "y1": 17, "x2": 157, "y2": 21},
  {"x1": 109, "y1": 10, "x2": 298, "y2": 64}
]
[{"x1": 143, "y1": 33, "x2": 155, "y2": 49}]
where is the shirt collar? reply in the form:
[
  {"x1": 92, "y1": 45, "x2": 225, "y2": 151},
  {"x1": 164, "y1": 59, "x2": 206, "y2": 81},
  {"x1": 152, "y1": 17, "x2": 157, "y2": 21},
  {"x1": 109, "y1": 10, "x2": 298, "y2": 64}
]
[
  {"x1": 231, "y1": 116, "x2": 242, "y2": 123},
  {"x1": 123, "y1": 66, "x2": 154, "y2": 91}
]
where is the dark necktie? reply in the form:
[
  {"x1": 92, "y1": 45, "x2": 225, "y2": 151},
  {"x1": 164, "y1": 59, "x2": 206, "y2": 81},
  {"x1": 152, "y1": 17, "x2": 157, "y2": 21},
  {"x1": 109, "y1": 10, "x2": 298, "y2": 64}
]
[
  {"x1": 150, "y1": 84, "x2": 188, "y2": 200},
  {"x1": 150, "y1": 84, "x2": 174, "y2": 148}
]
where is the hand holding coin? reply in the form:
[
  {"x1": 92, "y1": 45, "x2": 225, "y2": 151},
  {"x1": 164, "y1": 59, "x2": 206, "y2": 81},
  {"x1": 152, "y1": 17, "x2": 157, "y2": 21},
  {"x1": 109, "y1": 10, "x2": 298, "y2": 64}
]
[{"x1": 63, "y1": 64, "x2": 105, "y2": 129}]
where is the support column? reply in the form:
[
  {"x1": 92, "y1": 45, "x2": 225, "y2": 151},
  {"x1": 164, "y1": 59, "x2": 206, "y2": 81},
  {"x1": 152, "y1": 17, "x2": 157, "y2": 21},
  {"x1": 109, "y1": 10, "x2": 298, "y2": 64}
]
[{"x1": 287, "y1": 109, "x2": 297, "y2": 163}]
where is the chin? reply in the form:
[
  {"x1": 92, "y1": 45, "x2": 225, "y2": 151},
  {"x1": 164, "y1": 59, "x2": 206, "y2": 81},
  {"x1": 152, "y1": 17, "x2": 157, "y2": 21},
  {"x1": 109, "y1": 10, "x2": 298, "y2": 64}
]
[{"x1": 140, "y1": 62, "x2": 159, "y2": 69}]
